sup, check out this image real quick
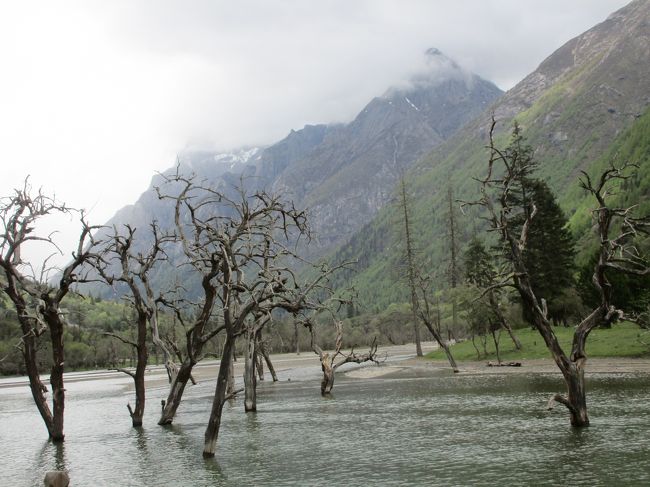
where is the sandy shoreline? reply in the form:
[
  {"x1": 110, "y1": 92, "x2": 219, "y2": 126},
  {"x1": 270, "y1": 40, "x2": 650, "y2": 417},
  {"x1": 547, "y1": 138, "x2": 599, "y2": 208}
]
[
  {"x1": 397, "y1": 357, "x2": 650, "y2": 374},
  {"x1": 343, "y1": 356, "x2": 650, "y2": 379},
  {"x1": 3, "y1": 343, "x2": 650, "y2": 391}
]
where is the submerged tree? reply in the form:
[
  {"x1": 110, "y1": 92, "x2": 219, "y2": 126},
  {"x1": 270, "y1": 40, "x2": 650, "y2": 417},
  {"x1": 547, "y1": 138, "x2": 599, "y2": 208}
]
[
  {"x1": 242, "y1": 311, "x2": 271, "y2": 412},
  {"x1": 152, "y1": 171, "x2": 345, "y2": 457},
  {"x1": 93, "y1": 223, "x2": 170, "y2": 427},
  {"x1": 0, "y1": 181, "x2": 99, "y2": 441},
  {"x1": 255, "y1": 327, "x2": 278, "y2": 382},
  {"x1": 306, "y1": 319, "x2": 379, "y2": 395},
  {"x1": 473, "y1": 120, "x2": 650, "y2": 426}
]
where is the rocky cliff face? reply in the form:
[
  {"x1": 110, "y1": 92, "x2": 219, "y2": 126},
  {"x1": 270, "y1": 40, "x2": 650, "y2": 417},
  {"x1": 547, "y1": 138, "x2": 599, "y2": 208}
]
[
  {"x1": 104, "y1": 49, "x2": 502, "y2": 258},
  {"x1": 262, "y1": 49, "x2": 502, "y2": 253},
  {"x1": 330, "y1": 0, "x2": 650, "y2": 308}
]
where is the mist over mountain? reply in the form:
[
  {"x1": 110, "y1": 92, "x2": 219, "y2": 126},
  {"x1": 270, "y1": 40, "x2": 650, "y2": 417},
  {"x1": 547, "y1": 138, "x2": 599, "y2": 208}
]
[
  {"x1": 332, "y1": 0, "x2": 650, "y2": 310},
  {"x1": 98, "y1": 49, "x2": 502, "y2": 281},
  {"x1": 93, "y1": 0, "x2": 650, "y2": 308}
]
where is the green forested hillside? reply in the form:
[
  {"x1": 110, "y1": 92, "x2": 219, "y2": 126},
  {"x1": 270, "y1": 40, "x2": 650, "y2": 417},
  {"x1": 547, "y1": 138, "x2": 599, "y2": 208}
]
[
  {"x1": 330, "y1": 1, "x2": 650, "y2": 314},
  {"x1": 333, "y1": 107, "x2": 650, "y2": 313}
]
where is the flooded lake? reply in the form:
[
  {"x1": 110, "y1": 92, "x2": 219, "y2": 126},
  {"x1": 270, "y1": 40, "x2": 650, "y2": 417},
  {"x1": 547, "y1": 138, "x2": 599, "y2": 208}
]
[{"x1": 2, "y1": 363, "x2": 650, "y2": 486}]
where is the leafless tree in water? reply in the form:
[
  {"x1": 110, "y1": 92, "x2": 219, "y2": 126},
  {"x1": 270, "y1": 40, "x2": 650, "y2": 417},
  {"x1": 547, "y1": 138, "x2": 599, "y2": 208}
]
[
  {"x1": 0, "y1": 180, "x2": 100, "y2": 441},
  {"x1": 469, "y1": 119, "x2": 650, "y2": 426}
]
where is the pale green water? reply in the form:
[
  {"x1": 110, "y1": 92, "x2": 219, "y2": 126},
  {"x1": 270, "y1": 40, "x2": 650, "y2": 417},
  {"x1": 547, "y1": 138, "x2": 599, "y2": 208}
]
[{"x1": 1, "y1": 366, "x2": 650, "y2": 486}]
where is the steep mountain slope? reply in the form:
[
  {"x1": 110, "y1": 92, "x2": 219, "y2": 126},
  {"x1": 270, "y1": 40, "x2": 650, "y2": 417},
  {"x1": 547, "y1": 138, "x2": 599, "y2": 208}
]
[
  {"x1": 332, "y1": 0, "x2": 650, "y2": 310},
  {"x1": 105, "y1": 146, "x2": 264, "y2": 233},
  {"x1": 99, "y1": 49, "x2": 501, "y2": 263},
  {"x1": 268, "y1": 49, "x2": 501, "y2": 252}
]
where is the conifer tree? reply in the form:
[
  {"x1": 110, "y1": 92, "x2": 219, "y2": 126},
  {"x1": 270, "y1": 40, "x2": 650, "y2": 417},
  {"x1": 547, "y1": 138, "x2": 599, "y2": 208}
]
[{"x1": 516, "y1": 180, "x2": 576, "y2": 324}]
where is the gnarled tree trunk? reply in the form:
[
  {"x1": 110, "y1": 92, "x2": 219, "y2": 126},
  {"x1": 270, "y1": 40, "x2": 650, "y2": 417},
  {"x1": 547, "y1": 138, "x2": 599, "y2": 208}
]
[
  {"x1": 19, "y1": 311, "x2": 57, "y2": 439},
  {"x1": 130, "y1": 336, "x2": 148, "y2": 427},
  {"x1": 311, "y1": 322, "x2": 379, "y2": 395},
  {"x1": 226, "y1": 344, "x2": 235, "y2": 398},
  {"x1": 320, "y1": 353, "x2": 335, "y2": 395},
  {"x1": 43, "y1": 304, "x2": 67, "y2": 442},
  {"x1": 203, "y1": 333, "x2": 236, "y2": 458},
  {"x1": 158, "y1": 359, "x2": 195, "y2": 425},
  {"x1": 243, "y1": 329, "x2": 257, "y2": 412},
  {"x1": 258, "y1": 336, "x2": 278, "y2": 382},
  {"x1": 255, "y1": 350, "x2": 265, "y2": 381}
]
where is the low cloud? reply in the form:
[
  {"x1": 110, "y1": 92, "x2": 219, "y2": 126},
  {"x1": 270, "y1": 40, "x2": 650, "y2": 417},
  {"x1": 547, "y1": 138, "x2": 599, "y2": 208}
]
[{"x1": 0, "y1": 0, "x2": 629, "y2": 266}]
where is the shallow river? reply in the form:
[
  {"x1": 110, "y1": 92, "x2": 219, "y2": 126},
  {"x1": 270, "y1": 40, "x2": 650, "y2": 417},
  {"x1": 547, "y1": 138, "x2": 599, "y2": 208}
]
[{"x1": 1, "y1": 363, "x2": 650, "y2": 486}]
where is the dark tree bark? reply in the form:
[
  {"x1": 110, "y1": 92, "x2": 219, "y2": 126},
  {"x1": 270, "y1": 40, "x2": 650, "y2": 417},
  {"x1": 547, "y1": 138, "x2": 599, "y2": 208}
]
[
  {"x1": 43, "y1": 301, "x2": 66, "y2": 440},
  {"x1": 105, "y1": 327, "x2": 147, "y2": 427},
  {"x1": 307, "y1": 320, "x2": 380, "y2": 395},
  {"x1": 159, "y1": 359, "x2": 196, "y2": 424},
  {"x1": 203, "y1": 332, "x2": 237, "y2": 458},
  {"x1": 93, "y1": 223, "x2": 171, "y2": 427},
  {"x1": 226, "y1": 344, "x2": 235, "y2": 398},
  {"x1": 0, "y1": 182, "x2": 99, "y2": 441},
  {"x1": 243, "y1": 328, "x2": 257, "y2": 412}
]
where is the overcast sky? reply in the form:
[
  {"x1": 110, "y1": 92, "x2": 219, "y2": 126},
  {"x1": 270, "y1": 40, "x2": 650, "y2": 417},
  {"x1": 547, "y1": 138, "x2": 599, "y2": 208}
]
[{"x1": 0, "y1": 0, "x2": 630, "y2": 270}]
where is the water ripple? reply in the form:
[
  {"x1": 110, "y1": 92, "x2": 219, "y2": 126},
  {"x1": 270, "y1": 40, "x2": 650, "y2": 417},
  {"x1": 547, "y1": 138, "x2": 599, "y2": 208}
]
[{"x1": 1, "y1": 371, "x2": 650, "y2": 485}]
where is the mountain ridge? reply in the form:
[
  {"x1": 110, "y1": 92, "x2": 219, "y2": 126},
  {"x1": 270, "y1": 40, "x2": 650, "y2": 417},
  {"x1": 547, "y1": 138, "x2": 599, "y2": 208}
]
[
  {"x1": 98, "y1": 49, "x2": 502, "y2": 271},
  {"x1": 329, "y1": 0, "x2": 650, "y2": 310}
]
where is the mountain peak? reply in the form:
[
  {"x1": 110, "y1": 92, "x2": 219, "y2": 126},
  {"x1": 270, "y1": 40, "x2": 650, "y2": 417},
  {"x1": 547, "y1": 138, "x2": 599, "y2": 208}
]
[
  {"x1": 423, "y1": 47, "x2": 459, "y2": 70},
  {"x1": 381, "y1": 49, "x2": 487, "y2": 101}
]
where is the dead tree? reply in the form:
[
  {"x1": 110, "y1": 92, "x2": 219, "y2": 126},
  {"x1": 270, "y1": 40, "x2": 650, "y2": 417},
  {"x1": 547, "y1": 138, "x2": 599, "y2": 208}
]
[
  {"x1": 472, "y1": 119, "x2": 650, "y2": 426},
  {"x1": 255, "y1": 344, "x2": 265, "y2": 380},
  {"x1": 414, "y1": 275, "x2": 459, "y2": 372},
  {"x1": 203, "y1": 244, "x2": 351, "y2": 457},
  {"x1": 205, "y1": 249, "x2": 352, "y2": 455},
  {"x1": 154, "y1": 174, "x2": 231, "y2": 426},
  {"x1": 241, "y1": 317, "x2": 279, "y2": 409},
  {"x1": 447, "y1": 186, "x2": 460, "y2": 339},
  {"x1": 256, "y1": 328, "x2": 277, "y2": 381},
  {"x1": 0, "y1": 181, "x2": 99, "y2": 441},
  {"x1": 397, "y1": 173, "x2": 423, "y2": 357},
  {"x1": 240, "y1": 238, "x2": 281, "y2": 412},
  {"x1": 154, "y1": 170, "x2": 355, "y2": 456},
  {"x1": 92, "y1": 223, "x2": 170, "y2": 427},
  {"x1": 306, "y1": 320, "x2": 379, "y2": 395},
  {"x1": 156, "y1": 180, "x2": 232, "y2": 425},
  {"x1": 243, "y1": 312, "x2": 271, "y2": 412}
]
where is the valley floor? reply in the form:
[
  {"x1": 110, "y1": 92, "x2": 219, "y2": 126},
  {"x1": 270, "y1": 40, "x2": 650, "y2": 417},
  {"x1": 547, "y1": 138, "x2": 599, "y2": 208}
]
[{"x1": 3, "y1": 339, "x2": 649, "y2": 392}]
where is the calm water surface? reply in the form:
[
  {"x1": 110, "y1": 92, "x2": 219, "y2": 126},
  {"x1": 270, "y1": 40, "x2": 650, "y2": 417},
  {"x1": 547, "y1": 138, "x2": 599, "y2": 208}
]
[{"x1": 1, "y1": 365, "x2": 649, "y2": 486}]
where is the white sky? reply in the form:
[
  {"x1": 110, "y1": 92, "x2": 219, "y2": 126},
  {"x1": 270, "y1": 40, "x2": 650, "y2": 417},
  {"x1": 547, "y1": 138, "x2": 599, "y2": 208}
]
[{"x1": 0, "y1": 0, "x2": 630, "y2": 271}]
